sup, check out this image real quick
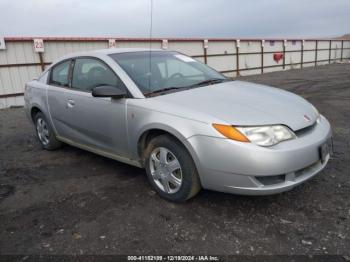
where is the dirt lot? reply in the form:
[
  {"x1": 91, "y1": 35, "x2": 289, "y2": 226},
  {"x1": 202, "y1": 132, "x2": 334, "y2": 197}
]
[{"x1": 0, "y1": 63, "x2": 349, "y2": 256}]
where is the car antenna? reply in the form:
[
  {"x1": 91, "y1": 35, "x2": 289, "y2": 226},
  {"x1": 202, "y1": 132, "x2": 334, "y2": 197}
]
[{"x1": 148, "y1": 0, "x2": 153, "y2": 94}]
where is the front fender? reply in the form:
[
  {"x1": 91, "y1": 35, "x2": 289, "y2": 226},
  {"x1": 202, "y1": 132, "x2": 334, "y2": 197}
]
[
  {"x1": 126, "y1": 104, "x2": 209, "y2": 171},
  {"x1": 132, "y1": 122, "x2": 204, "y2": 179},
  {"x1": 133, "y1": 122, "x2": 196, "y2": 160},
  {"x1": 136, "y1": 122, "x2": 189, "y2": 144}
]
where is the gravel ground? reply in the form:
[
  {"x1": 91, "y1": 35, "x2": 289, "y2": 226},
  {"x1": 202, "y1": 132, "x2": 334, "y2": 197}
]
[{"x1": 0, "y1": 63, "x2": 349, "y2": 256}]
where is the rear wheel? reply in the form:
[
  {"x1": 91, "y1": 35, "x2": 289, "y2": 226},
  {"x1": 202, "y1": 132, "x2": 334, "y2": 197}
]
[
  {"x1": 34, "y1": 112, "x2": 62, "y2": 150},
  {"x1": 144, "y1": 135, "x2": 201, "y2": 202}
]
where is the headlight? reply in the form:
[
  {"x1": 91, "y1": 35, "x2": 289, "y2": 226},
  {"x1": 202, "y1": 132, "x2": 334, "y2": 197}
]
[
  {"x1": 212, "y1": 124, "x2": 296, "y2": 147},
  {"x1": 236, "y1": 125, "x2": 296, "y2": 146}
]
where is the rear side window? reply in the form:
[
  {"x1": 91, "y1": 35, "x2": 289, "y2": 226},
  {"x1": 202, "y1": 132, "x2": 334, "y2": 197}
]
[
  {"x1": 50, "y1": 60, "x2": 71, "y2": 87},
  {"x1": 72, "y1": 58, "x2": 123, "y2": 92}
]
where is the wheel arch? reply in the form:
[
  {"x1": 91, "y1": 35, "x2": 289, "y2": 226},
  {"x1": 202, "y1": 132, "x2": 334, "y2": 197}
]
[
  {"x1": 136, "y1": 124, "x2": 201, "y2": 174},
  {"x1": 29, "y1": 103, "x2": 58, "y2": 137},
  {"x1": 30, "y1": 105, "x2": 44, "y2": 123}
]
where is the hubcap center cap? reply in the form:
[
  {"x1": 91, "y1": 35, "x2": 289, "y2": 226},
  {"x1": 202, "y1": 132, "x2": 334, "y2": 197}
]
[{"x1": 159, "y1": 165, "x2": 170, "y2": 175}]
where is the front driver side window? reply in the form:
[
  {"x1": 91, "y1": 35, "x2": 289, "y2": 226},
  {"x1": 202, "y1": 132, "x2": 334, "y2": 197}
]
[{"x1": 72, "y1": 58, "x2": 123, "y2": 92}]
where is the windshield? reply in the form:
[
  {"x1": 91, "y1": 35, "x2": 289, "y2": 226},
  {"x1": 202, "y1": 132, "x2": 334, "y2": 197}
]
[{"x1": 109, "y1": 51, "x2": 227, "y2": 96}]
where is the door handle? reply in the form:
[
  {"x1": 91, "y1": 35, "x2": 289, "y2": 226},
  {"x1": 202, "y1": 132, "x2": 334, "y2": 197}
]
[{"x1": 67, "y1": 99, "x2": 75, "y2": 108}]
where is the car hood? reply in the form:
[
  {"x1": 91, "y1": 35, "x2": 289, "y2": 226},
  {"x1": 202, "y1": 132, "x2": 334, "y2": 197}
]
[{"x1": 153, "y1": 81, "x2": 318, "y2": 131}]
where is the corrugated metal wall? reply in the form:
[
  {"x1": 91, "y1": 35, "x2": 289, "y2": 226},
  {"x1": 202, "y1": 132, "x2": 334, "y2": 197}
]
[{"x1": 0, "y1": 37, "x2": 349, "y2": 109}]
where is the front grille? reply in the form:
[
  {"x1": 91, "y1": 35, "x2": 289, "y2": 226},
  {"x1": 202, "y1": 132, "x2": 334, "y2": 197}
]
[
  {"x1": 295, "y1": 160, "x2": 322, "y2": 179},
  {"x1": 255, "y1": 174, "x2": 285, "y2": 186},
  {"x1": 255, "y1": 159, "x2": 322, "y2": 186}
]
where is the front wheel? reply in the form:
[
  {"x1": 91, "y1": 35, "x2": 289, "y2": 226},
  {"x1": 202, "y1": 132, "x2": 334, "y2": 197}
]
[{"x1": 144, "y1": 135, "x2": 201, "y2": 202}]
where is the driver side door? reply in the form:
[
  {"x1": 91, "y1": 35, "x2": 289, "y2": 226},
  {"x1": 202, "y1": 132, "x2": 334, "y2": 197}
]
[{"x1": 48, "y1": 57, "x2": 130, "y2": 157}]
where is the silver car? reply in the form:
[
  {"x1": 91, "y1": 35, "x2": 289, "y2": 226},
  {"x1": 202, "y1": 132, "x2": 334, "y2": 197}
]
[{"x1": 24, "y1": 48, "x2": 332, "y2": 202}]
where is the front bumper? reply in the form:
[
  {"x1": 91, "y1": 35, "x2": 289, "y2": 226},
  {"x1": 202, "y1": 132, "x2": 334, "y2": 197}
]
[{"x1": 187, "y1": 115, "x2": 332, "y2": 195}]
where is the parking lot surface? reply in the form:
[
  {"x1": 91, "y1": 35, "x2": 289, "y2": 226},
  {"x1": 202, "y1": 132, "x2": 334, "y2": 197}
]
[{"x1": 0, "y1": 63, "x2": 349, "y2": 255}]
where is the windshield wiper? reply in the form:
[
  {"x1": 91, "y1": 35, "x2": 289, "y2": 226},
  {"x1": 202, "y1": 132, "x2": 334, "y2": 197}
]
[
  {"x1": 144, "y1": 87, "x2": 183, "y2": 97},
  {"x1": 189, "y1": 78, "x2": 229, "y2": 88},
  {"x1": 144, "y1": 78, "x2": 229, "y2": 97}
]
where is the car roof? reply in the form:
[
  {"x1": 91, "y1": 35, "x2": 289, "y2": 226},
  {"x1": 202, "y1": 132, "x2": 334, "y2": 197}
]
[{"x1": 59, "y1": 48, "x2": 167, "y2": 60}]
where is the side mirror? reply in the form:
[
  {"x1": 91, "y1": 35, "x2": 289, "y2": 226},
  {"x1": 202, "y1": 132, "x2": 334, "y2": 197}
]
[{"x1": 92, "y1": 85, "x2": 127, "y2": 99}]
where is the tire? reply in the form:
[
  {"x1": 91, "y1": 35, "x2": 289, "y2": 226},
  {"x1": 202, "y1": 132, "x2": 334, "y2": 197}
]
[
  {"x1": 34, "y1": 112, "x2": 62, "y2": 150},
  {"x1": 144, "y1": 135, "x2": 201, "y2": 202}
]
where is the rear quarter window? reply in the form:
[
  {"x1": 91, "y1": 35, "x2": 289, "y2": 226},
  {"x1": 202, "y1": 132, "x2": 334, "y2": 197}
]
[{"x1": 50, "y1": 60, "x2": 71, "y2": 87}]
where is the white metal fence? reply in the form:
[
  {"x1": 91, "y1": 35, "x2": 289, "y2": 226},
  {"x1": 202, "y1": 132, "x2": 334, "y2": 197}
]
[{"x1": 0, "y1": 37, "x2": 349, "y2": 109}]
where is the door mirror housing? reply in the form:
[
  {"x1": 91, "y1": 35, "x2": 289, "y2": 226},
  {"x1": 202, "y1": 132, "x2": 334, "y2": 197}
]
[{"x1": 92, "y1": 85, "x2": 127, "y2": 99}]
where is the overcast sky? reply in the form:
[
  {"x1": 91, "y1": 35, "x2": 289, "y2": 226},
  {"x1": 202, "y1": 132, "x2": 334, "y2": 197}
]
[{"x1": 1, "y1": 0, "x2": 349, "y2": 38}]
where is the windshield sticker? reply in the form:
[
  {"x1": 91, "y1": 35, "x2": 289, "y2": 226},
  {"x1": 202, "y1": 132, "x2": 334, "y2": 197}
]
[{"x1": 174, "y1": 54, "x2": 196, "y2": 62}]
